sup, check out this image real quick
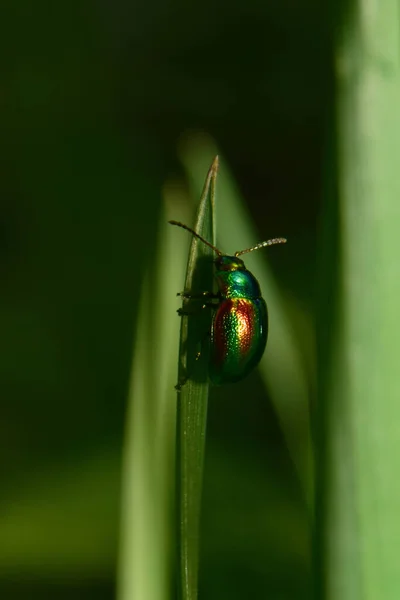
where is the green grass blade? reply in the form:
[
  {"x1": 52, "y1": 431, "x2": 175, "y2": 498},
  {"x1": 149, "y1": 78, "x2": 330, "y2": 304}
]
[
  {"x1": 180, "y1": 137, "x2": 312, "y2": 498},
  {"x1": 175, "y1": 157, "x2": 218, "y2": 600},
  {"x1": 321, "y1": 4, "x2": 400, "y2": 600},
  {"x1": 117, "y1": 195, "x2": 189, "y2": 600}
]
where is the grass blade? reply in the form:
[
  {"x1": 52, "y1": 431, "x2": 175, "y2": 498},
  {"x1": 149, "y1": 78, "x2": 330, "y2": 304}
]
[
  {"x1": 174, "y1": 157, "x2": 218, "y2": 600},
  {"x1": 321, "y1": 4, "x2": 400, "y2": 599},
  {"x1": 117, "y1": 195, "x2": 189, "y2": 600}
]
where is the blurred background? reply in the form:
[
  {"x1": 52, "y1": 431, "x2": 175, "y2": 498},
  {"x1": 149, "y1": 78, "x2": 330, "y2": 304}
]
[{"x1": 2, "y1": 1, "x2": 331, "y2": 598}]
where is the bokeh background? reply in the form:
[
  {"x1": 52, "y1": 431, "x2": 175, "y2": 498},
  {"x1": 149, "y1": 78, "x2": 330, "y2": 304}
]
[{"x1": 2, "y1": 1, "x2": 331, "y2": 598}]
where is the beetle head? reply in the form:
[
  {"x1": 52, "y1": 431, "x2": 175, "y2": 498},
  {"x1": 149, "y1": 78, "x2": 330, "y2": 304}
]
[{"x1": 215, "y1": 255, "x2": 246, "y2": 272}]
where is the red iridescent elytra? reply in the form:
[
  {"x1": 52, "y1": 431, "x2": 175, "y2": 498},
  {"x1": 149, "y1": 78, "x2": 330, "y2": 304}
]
[
  {"x1": 169, "y1": 221, "x2": 286, "y2": 386},
  {"x1": 209, "y1": 255, "x2": 268, "y2": 384}
]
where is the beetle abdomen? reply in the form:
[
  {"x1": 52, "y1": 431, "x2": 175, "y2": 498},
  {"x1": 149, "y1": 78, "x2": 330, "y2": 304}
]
[{"x1": 209, "y1": 297, "x2": 268, "y2": 385}]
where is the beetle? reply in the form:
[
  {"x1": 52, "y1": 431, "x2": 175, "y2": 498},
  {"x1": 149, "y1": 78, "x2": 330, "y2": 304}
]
[{"x1": 169, "y1": 220, "x2": 286, "y2": 386}]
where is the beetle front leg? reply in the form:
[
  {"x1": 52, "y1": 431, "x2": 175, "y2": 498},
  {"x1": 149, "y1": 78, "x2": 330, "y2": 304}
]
[{"x1": 177, "y1": 290, "x2": 219, "y2": 300}]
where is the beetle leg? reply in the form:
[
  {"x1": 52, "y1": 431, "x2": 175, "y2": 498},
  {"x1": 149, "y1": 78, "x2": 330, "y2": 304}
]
[
  {"x1": 192, "y1": 330, "x2": 212, "y2": 361},
  {"x1": 177, "y1": 290, "x2": 219, "y2": 299},
  {"x1": 174, "y1": 331, "x2": 212, "y2": 391},
  {"x1": 175, "y1": 377, "x2": 187, "y2": 391},
  {"x1": 177, "y1": 301, "x2": 217, "y2": 316}
]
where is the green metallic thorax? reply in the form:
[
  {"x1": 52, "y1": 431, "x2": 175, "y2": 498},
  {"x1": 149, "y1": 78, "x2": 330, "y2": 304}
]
[{"x1": 214, "y1": 255, "x2": 262, "y2": 299}]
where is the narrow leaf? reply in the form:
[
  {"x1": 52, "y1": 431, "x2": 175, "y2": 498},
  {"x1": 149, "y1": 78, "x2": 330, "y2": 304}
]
[{"x1": 175, "y1": 157, "x2": 218, "y2": 600}]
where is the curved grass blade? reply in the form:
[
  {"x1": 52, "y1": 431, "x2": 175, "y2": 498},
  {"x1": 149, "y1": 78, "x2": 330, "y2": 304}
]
[
  {"x1": 117, "y1": 196, "x2": 189, "y2": 600},
  {"x1": 179, "y1": 136, "x2": 312, "y2": 500},
  {"x1": 175, "y1": 157, "x2": 218, "y2": 600}
]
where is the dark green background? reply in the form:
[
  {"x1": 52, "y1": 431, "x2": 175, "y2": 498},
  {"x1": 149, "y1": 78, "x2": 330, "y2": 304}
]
[{"x1": 2, "y1": 1, "x2": 331, "y2": 598}]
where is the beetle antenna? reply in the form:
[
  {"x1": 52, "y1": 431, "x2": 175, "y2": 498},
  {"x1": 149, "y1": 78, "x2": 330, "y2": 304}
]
[
  {"x1": 235, "y1": 237, "x2": 287, "y2": 257},
  {"x1": 169, "y1": 220, "x2": 223, "y2": 256}
]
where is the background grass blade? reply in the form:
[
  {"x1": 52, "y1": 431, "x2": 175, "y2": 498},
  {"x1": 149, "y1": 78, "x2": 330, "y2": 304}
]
[
  {"x1": 117, "y1": 193, "x2": 189, "y2": 600},
  {"x1": 175, "y1": 157, "x2": 217, "y2": 600},
  {"x1": 180, "y1": 136, "x2": 312, "y2": 498},
  {"x1": 320, "y1": 4, "x2": 400, "y2": 599}
]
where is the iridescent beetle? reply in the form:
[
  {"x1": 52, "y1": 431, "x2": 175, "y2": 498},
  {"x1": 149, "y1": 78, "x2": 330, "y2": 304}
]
[{"x1": 169, "y1": 220, "x2": 286, "y2": 385}]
